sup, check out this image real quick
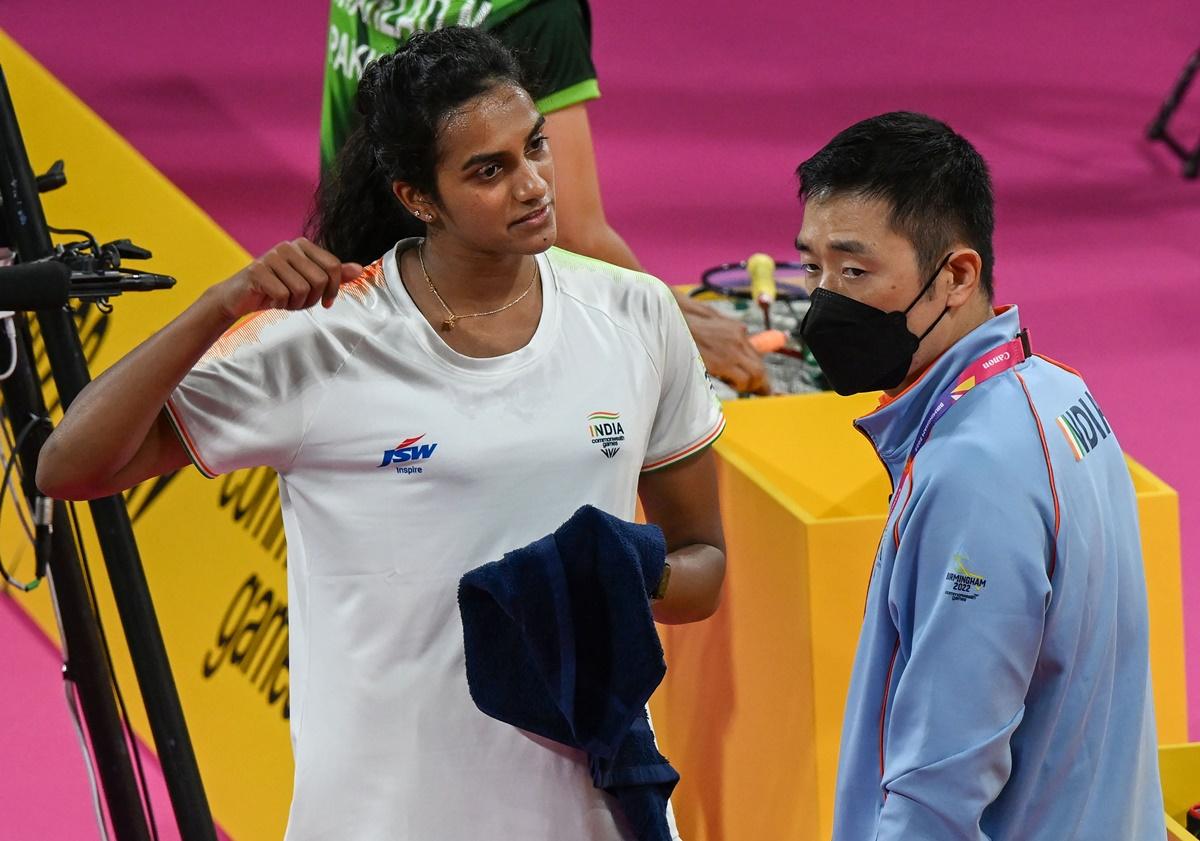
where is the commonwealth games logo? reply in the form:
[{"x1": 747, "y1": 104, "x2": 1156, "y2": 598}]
[{"x1": 588, "y1": 411, "x2": 626, "y2": 459}]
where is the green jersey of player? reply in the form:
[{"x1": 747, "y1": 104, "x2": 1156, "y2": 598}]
[{"x1": 321, "y1": 0, "x2": 599, "y2": 171}]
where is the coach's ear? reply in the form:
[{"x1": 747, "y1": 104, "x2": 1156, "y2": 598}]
[{"x1": 943, "y1": 248, "x2": 984, "y2": 310}]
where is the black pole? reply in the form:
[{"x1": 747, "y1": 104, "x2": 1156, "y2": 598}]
[
  {"x1": 1147, "y1": 48, "x2": 1200, "y2": 140},
  {"x1": 1, "y1": 314, "x2": 152, "y2": 841},
  {"x1": 0, "y1": 64, "x2": 217, "y2": 841},
  {"x1": 1147, "y1": 48, "x2": 1200, "y2": 179}
]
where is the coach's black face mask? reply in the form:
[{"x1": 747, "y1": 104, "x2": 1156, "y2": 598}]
[{"x1": 800, "y1": 254, "x2": 952, "y2": 396}]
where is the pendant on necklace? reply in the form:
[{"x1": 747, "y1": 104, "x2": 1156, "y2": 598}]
[{"x1": 441, "y1": 316, "x2": 456, "y2": 331}]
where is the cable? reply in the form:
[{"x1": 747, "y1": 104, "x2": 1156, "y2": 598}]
[
  {"x1": 65, "y1": 679, "x2": 113, "y2": 841},
  {"x1": 0, "y1": 414, "x2": 46, "y2": 591},
  {"x1": 0, "y1": 316, "x2": 17, "y2": 381},
  {"x1": 43, "y1": 563, "x2": 111, "y2": 840},
  {"x1": 68, "y1": 500, "x2": 161, "y2": 841},
  {"x1": 59, "y1": 627, "x2": 114, "y2": 841},
  {"x1": 44, "y1": 556, "x2": 111, "y2": 840},
  {"x1": 47, "y1": 224, "x2": 99, "y2": 255},
  {"x1": 0, "y1": 405, "x2": 37, "y2": 545},
  {"x1": 0, "y1": 332, "x2": 39, "y2": 548},
  {"x1": 44, "y1": 561, "x2": 112, "y2": 840},
  {"x1": 25, "y1": 429, "x2": 153, "y2": 840}
]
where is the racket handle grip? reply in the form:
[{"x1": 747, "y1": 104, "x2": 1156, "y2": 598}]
[
  {"x1": 747, "y1": 252, "x2": 776, "y2": 306},
  {"x1": 749, "y1": 329, "x2": 788, "y2": 355}
]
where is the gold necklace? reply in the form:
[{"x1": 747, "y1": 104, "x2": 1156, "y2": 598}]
[{"x1": 418, "y1": 243, "x2": 539, "y2": 332}]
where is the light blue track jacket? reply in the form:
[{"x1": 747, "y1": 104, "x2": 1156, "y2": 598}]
[{"x1": 832, "y1": 306, "x2": 1165, "y2": 840}]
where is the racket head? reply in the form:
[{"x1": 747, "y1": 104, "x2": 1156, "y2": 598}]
[{"x1": 693, "y1": 260, "x2": 810, "y2": 301}]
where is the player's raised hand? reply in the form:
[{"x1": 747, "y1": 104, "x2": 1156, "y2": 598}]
[{"x1": 211, "y1": 237, "x2": 363, "y2": 320}]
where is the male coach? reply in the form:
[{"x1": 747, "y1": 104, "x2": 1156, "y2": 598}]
[{"x1": 793, "y1": 112, "x2": 1164, "y2": 839}]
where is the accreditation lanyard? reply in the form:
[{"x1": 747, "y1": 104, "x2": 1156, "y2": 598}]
[{"x1": 890, "y1": 329, "x2": 1031, "y2": 511}]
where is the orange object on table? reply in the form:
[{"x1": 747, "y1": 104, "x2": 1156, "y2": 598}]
[{"x1": 749, "y1": 329, "x2": 788, "y2": 354}]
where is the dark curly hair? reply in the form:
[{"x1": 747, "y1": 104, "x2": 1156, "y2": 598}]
[{"x1": 308, "y1": 27, "x2": 527, "y2": 266}]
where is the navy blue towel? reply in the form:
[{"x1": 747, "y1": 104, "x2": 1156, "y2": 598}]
[{"x1": 458, "y1": 505, "x2": 679, "y2": 841}]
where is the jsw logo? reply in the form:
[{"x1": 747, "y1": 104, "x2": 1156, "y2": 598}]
[{"x1": 378, "y1": 435, "x2": 438, "y2": 467}]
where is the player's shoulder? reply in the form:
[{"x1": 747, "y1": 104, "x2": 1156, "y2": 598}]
[
  {"x1": 546, "y1": 247, "x2": 675, "y2": 325},
  {"x1": 199, "y1": 258, "x2": 391, "y2": 366},
  {"x1": 333, "y1": 257, "x2": 396, "y2": 316}
]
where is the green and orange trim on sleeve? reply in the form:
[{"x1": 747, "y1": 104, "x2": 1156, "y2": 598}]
[
  {"x1": 641, "y1": 414, "x2": 727, "y2": 473},
  {"x1": 163, "y1": 398, "x2": 220, "y2": 480}
]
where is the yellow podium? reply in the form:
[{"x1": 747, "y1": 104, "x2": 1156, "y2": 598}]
[
  {"x1": 1161, "y1": 742, "x2": 1200, "y2": 839},
  {"x1": 649, "y1": 392, "x2": 1188, "y2": 841}
]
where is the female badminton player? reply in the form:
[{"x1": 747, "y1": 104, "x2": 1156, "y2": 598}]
[{"x1": 37, "y1": 27, "x2": 724, "y2": 841}]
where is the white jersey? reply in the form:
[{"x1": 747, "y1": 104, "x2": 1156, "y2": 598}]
[{"x1": 167, "y1": 240, "x2": 723, "y2": 841}]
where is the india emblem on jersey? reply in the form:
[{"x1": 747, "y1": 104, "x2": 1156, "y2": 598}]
[
  {"x1": 1054, "y1": 390, "x2": 1112, "y2": 462},
  {"x1": 587, "y1": 411, "x2": 626, "y2": 460}
]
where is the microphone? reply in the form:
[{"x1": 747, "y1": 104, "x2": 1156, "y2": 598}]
[
  {"x1": 0, "y1": 261, "x2": 69, "y2": 309},
  {"x1": 0, "y1": 260, "x2": 174, "y2": 309}
]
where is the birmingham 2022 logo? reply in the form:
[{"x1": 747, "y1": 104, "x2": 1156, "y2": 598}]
[{"x1": 378, "y1": 435, "x2": 439, "y2": 474}]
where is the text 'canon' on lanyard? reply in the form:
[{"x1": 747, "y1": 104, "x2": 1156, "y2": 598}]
[{"x1": 907, "y1": 328, "x2": 1031, "y2": 464}]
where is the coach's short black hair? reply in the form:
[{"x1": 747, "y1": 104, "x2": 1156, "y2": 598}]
[{"x1": 797, "y1": 111, "x2": 995, "y2": 299}]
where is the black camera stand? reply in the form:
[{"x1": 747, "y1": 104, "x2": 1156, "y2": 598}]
[
  {"x1": 1148, "y1": 47, "x2": 1200, "y2": 179},
  {"x1": 0, "y1": 64, "x2": 216, "y2": 841}
]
